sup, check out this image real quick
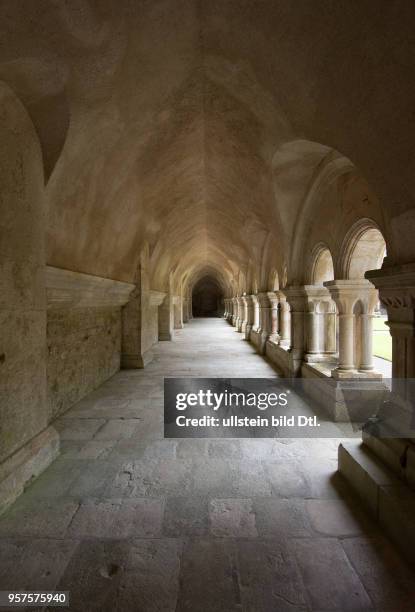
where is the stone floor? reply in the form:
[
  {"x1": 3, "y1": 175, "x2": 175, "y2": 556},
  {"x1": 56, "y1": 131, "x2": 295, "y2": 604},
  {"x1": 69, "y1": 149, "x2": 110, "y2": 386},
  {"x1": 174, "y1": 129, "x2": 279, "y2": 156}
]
[{"x1": 0, "y1": 318, "x2": 414, "y2": 611}]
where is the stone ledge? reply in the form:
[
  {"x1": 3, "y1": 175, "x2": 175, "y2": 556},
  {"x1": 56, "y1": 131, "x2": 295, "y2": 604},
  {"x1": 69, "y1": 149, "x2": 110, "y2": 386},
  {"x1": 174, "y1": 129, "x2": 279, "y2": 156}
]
[
  {"x1": 46, "y1": 266, "x2": 135, "y2": 309},
  {"x1": 0, "y1": 426, "x2": 60, "y2": 515},
  {"x1": 265, "y1": 340, "x2": 291, "y2": 377},
  {"x1": 339, "y1": 441, "x2": 415, "y2": 565}
]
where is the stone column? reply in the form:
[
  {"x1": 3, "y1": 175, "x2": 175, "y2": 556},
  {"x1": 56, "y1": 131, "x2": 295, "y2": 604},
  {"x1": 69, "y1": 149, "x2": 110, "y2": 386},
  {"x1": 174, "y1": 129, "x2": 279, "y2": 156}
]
[
  {"x1": 252, "y1": 294, "x2": 260, "y2": 331},
  {"x1": 268, "y1": 292, "x2": 280, "y2": 342},
  {"x1": 183, "y1": 297, "x2": 189, "y2": 323},
  {"x1": 245, "y1": 295, "x2": 255, "y2": 340},
  {"x1": 257, "y1": 292, "x2": 274, "y2": 353},
  {"x1": 284, "y1": 286, "x2": 306, "y2": 358},
  {"x1": 241, "y1": 295, "x2": 249, "y2": 334},
  {"x1": 236, "y1": 296, "x2": 245, "y2": 332},
  {"x1": 359, "y1": 313, "x2": 375, "y2": 371},
  {"x1": 223, "y1": 298, "x2": 229, "y2": 319},
  {"x1": 325, "y1": 302, "x2": 338, "y2": 355},
  {"x1": 173, "y1": 296, "x2": 183, "y2": 329},
  {"x1": 303, "y1": 286, "x2": 335, "y2": 362},
  {"x1": 279, "y1": 296, "x2": 291, "y2": 348},
  {"x1": 231, "y1": 297, "x2": 238, "y2": 326},
  {"x1": 226, "y1": 298, "x2": 233, "y2": 322},
  {"x1": 158, "y1": 292, "x2": 173, "y2": 340},
  {"x1": 324, "y1": 280, "x2": 379, "y2": 378}
]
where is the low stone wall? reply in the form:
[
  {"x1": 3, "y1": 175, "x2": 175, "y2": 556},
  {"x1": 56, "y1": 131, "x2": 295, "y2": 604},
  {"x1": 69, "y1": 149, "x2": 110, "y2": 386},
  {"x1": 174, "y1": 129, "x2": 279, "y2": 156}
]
[
  {"x1": 47, "y1": 307, "x2": 121, "y2": 419},
  {"x1": 265, "y1": 340, "x2": 292, "y2": 377},
  {"x1": 46, "y1": 266, "x2": 134, "y2": 419}
]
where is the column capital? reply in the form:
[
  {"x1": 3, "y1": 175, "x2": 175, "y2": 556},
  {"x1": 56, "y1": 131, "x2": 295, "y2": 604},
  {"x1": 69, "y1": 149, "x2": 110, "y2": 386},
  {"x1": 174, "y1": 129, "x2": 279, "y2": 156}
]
[
  {"x1": 366, "y1": 263, "x2": 415, "y2": 310},
  {"x1": 284, "y1": 286, "x2": 307, "y2": 311},
  {"x1": 256, "y1": 291, "x2": 274, "y2": 307},
  {"x1": 303, "y1": 285, "x2": 332, "y2": 312},
  {"x1": 324, "y1": 279, "x2": 377, "y2": 314}
]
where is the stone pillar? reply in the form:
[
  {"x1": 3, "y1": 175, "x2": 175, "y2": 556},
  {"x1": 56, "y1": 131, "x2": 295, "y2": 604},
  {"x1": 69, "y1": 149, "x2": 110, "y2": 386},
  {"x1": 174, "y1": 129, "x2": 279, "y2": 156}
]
[
  {"x1": 285, "y1": 287, "x2": 306, "y2": 354},
  {"x1": 159, "y1": 292, "x2": 174, "y2": 340},
  {"x1": 231, "y1": 297, "x2": 238, "y2": 326},
  {"x1": 122, "y1": 249, "x2": 158, "y2": 368},
  {"x1": 236, "y1": 296, "x2": 245, "y2": 332},
  {"x1": 188, "y1": 294, "x2": 193, "y2": 319},
  {"x1": 325, "y1": 280, "x2": 380, "y2": 378},
  {"x1": 306, "y1": 304, "x2": 320, "y2": 355},
  {"x1": 183, "y1": 297, "x2": 189, "y2": 323},
  {"x1": 257, "y1": 292, "x2": 273, "y2": 353},
  {"x1": 366, "y1": 264, "x2": 415, "y2": 379},
  {"x1": 252, "y1": 294, "x2": 260, "y2": 331},
  {"x1": 279, "y1": 296, "x2": 291, "y2": 348},
  {"x1": 245, "y1": 295, "x2": 255, "y2": 340},
  {"x1": 359, "y1": 314, "x2": 375, "y2": 371},
  {"x1": 325, "y1": 302, "x2": 338, "y2": 355},
  {"x1": 241, "y1": 295, "x2": 249, "y2": 334},
  {"x1": 173, "y1": 296, "x2": 183, "y2": 329},
  {"x1": 269, "y1": 292, "x2": 280, "y2": 342},
  {"x1": 303, "y1": 286, "x2": 336, "y2": 363},
  {"x1": 225, "y1": 298, "x2": 232, "y2": 321}
]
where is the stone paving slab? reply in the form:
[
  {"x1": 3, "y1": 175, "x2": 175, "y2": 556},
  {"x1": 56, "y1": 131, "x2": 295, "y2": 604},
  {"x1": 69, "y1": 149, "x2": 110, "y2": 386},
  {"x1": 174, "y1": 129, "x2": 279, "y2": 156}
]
[{"x1": 0, "y1": 319, "x2": 414, "y2": 610}]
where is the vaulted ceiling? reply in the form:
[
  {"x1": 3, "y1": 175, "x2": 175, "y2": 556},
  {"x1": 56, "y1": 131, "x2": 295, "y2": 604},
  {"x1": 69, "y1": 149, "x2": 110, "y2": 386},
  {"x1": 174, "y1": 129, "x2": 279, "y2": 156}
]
[{"x1": 1, "y1": 0, "x2": 414, "y2": 292}]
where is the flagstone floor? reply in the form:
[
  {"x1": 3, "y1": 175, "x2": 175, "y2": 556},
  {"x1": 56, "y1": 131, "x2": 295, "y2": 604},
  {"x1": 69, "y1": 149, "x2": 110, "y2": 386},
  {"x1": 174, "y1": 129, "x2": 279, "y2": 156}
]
[{"x1": 0, "y1": 318, "x2": 414, "y2": 611}]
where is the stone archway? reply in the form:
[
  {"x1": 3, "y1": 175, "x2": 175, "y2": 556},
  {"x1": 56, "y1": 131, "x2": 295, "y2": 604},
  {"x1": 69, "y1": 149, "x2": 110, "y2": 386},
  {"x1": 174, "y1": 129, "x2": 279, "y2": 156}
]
[{"x1": 192, "y1": 276, "x2": 224, "y2": 317}]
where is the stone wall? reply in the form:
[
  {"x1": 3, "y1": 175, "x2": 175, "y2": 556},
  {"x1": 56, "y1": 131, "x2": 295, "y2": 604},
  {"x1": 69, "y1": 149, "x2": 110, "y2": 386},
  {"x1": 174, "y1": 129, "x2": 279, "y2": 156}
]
[
  {"x1": 47, "y1": 307, "x2": 121, "y2": 419},
  {"x1": 0, "y1": 83, "x2": 49, "y2": 465},
  {"x1": 0, "y1": 83, "x2": 60, "y2": 514},
  {"x1": 46, "y1": 266, "x2": 134, "y2": 418}
]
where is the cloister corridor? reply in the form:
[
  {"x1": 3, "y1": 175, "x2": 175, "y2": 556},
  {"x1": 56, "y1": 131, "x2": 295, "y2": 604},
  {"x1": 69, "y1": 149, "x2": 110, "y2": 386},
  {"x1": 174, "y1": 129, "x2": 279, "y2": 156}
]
[{"x1": 0, "y1": 318, "x2": 414, "y2": 611}]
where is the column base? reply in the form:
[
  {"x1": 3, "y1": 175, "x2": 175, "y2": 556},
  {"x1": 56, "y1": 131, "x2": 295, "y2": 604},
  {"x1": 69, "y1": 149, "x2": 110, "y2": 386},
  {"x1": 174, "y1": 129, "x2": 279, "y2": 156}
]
[
  {"x1": 121, "y1": 349, "x2": 153, "y2": 369},
  {"x1": 331, "y1": 367, "x2": 383, "y2": 380},
  {"x1": 159, "y1": 332, "x2": 172, "y2": 341},
  {"x1": 0, "y1": 426, "x2": 60, "y2": 516}
]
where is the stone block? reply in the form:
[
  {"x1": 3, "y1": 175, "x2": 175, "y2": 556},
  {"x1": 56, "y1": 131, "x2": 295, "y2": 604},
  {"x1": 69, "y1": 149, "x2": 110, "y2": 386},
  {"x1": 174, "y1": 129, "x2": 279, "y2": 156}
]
[
  {"x1": 0, "y1": 426, "x2": 59, "y2": 515},
  {"x1": 209, "y1": 498, "x2": 257, "y2": 538}
]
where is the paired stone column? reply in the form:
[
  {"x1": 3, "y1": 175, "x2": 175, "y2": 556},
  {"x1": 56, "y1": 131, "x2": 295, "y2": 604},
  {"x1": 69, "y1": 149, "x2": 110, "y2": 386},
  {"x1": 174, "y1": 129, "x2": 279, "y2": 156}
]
[
  {"x1": 256, "y1": 292, "x2": 273, "y2": 353},
  {"x1": 303, "y1": 286, "x2": 337, "y2": 363},
  {"x1": 324, "y1": 280, "x2": 379, "y2": 378},
  {"x1": 284, "y1": 287, "x2": 307, "y2": 374}
]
